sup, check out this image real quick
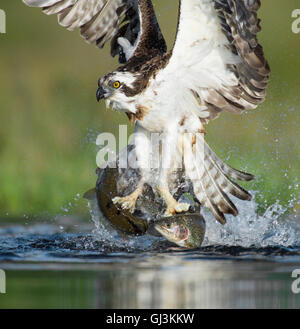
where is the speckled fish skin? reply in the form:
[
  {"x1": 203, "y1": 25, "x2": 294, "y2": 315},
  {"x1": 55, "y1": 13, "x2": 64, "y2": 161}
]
[
  {"x1": 95, "y1": 166, "x2": 149, "y2": 236},
  {"x1": 153, "y1": 214, "x2": 206, "y2": 249}
]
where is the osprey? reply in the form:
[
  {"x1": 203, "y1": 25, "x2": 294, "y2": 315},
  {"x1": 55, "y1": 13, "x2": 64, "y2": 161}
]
[{"x1": 23, "y1": 0, "x2": 270, "y2": 224}]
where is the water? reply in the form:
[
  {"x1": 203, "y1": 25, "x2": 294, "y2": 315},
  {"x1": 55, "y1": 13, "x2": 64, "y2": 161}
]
[{"x1": 0, "y1": 194, "x2": 300, "y2": 309}]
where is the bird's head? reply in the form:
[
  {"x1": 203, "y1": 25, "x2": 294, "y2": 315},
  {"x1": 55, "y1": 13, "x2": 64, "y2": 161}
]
[{"x1": 96, "y1": 71, "x2": 137, "y2": 113}]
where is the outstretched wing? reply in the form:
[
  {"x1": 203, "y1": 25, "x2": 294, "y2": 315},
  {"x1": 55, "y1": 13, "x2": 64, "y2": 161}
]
[
  {"x1": 23, "y1": 0, "x2": 167, "y2": 63},
  {"x1": 162, "y1": 0, "x2": 270, "y2": 122}
]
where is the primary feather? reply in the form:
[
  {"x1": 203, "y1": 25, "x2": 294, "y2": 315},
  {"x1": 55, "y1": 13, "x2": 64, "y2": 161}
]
[{"x1": 23, "y1": 0, "x2": 167, "y2": 63}]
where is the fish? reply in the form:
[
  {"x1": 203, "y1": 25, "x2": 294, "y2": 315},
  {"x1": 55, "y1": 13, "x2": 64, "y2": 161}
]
[
  {"x1": 84, "y1": 145, "x2": 206, "y2": 245},
  {"x1": 84, "y1": 168, "x2": 149, "y2": 236},
  {"x1": 97, "y1": 167, "x2": 152, "y2": 235},
  {"x1": 90, "y1": 145, "x2": 188, "y2": 236},
  {"x1": 153, "y1": 214, "x2": 206, "y2": 249}
]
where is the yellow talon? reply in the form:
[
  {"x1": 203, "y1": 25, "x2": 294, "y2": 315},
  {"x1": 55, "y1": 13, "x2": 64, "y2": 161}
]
[{"x1": 112, "y1": 182, "x2": 144, "y2": 213}]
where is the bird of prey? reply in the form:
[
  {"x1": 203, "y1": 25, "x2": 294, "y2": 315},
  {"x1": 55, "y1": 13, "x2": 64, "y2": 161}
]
[{"x1": 23, "y1": 0, "x2": 270, "y2": 224}]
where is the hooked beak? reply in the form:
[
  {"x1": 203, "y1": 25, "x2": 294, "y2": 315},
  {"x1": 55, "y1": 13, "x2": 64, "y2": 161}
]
[{"x1": 96, "y1": 85, "x2": 106, "y2": 102}]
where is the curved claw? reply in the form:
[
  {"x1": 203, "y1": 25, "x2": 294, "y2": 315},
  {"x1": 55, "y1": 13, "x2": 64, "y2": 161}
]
[
  {"x1": 164, "y1": 202, "x2": 190, "y2": 217},
  {"x1": 112, "y1": 195, "x2": 137, "y2": 214}
]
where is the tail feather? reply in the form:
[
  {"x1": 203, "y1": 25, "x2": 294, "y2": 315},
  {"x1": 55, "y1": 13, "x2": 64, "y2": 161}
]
[
  {"x1": 205, "y1": 150, "x2": 253, "y2": 201},
  {"x1": 193, "y1": 177, "x2": 228, "y2": 225},
  {"x1": 203, "y1": 158, "x2": 239, "y2": 216},
  {"x1": 183, "y1": 135, "x2": 226, "y2": 224},
  {"x1": 183, "y1": 134, "x2": 254, "y2": 225},
  {"x1": 204, "y1": 142, "x2": 255, "y2": 181}
]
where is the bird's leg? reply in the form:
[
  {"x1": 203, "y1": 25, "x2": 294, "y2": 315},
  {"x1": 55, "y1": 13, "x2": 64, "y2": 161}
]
[
  {"x1": 157, "y1": 185, "x2": 190, "y2": 217},
  {"x1": 112, "y1": 179, "x2": 145, "y2": 213},
  {"x1": 113, "y1": 124, "x2": 150, "y2": 214},
  {"x1": 158, "y1": 131, "x2": 190, "y2": 217}
]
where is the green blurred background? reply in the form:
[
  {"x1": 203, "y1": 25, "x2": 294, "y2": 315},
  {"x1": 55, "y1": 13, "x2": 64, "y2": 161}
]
[{"x1": 0, "y1": 0, "x2": 299, "y2": 219}]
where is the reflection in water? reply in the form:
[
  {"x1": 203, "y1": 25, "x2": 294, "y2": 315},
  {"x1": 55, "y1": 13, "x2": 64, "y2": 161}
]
[
  {"x1": 93, "y1": 261, "x2": 300, "y2": 309},
  {"x1": 2, "y1": 257, "x2": 298, "y2": 309},
  {"x1": 0, "y1": 209, "x2": 299, "y2": 309}
]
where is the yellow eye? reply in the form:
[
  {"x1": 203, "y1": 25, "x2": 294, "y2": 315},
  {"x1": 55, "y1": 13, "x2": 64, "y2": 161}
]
[{"x1": 113, "y1": 81, "x2": 120, "y2": 89}]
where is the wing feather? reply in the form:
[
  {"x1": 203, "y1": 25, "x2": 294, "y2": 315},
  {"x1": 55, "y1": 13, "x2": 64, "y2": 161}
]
[
  {"x1": 23, "y1": 0, "x2": 167, "y2": 63},
  {"x1": 163, "y1": 0, "x2": 270, "y2": 121},
  {"x1": 183, "y1": 133, "x2": 254, "y2": 225},
  {"x1": 42, "y1": 0, "x2": 77, "y2": 16}
]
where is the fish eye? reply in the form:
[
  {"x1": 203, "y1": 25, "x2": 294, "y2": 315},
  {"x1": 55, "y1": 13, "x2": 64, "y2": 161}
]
[{"x1": 113, "y1": 81, "x2": 120, "y2": 89}]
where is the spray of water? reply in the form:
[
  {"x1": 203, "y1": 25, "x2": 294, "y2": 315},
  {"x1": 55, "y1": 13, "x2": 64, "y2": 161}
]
[
  {"x1": 88, "y1": 189, "x2": 299, "y2": 250},
  {"x1": 202, "y1": 191, "x2": 300, "y2": 247},
  {"x1": 87, "y1": 194, "x2": 161, "y2": 250}
]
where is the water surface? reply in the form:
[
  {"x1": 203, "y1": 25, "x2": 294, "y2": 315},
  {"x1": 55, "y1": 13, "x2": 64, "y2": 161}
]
[{"x1": 0, "y1": 196, "x2": 300, "y2": 309}]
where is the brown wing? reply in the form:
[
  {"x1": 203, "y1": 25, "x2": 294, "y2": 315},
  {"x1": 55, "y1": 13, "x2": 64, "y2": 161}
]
[
  {"x1": 23, "y1": 0, "x2": 167, "y2": 63},
  {"x1": 210, "y1": 0, "x2": 270, "y2": 116}
]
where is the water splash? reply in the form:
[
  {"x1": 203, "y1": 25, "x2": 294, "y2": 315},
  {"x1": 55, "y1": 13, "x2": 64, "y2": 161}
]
[
  {"x1": 202, "y1": 191, "x2": 300, "y2": 248},
  {"x1": 87, "y1": 188, "x2": 300, "y2": 250},
  {"x1": 87, "y1": 193, "x2": 163, "y2": 251},
  {"x1": 0, "y1": 192, "x2": 299, "y2": 263}
]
